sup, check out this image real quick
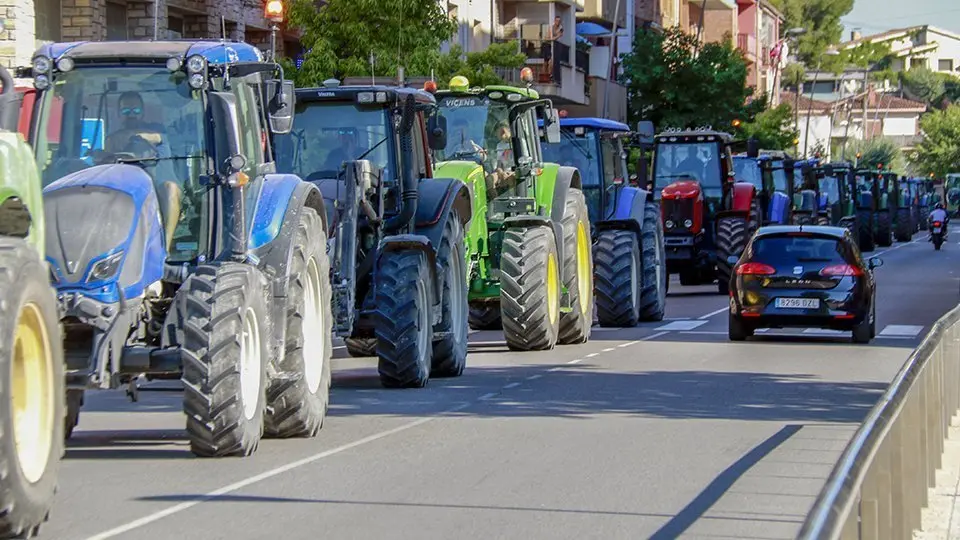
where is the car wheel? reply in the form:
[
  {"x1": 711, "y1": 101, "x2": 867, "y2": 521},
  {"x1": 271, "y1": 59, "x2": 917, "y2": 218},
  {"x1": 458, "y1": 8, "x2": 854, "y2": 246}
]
[
  {"x1": 728, "y1": 312, "x2": 752, "y2": 341},
  {"x1": 852, "y1": 316, "x2": 872, "y2": 344},
  {"x1": 869, "y1": 302, "x2": 876, "y2": 339}
]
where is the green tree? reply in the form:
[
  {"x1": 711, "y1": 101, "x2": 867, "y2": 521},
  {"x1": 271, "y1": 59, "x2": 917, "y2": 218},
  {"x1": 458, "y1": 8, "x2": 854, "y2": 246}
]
[
  {"x1": 286, "y1": 0, "x2": 457, "y2": 83},
  {"x1": 851, "y1": 137, "x2": 903, "y2": 172},
  {"x1": 914, "y1": 104, "x2": 960, "y2": 177},
  {"x1": 620, "y1": 26, "x2": 751, "y2": 130},
  {"x1": 770, "y1": 0, "x2": 855, "y2": 66},
  {"x1": 737, "y1": 103, "x2": 798, "y2": 150},
  {"x1": 433, "y1": 42, "x2": 528, "y2": 89},
  {"x1": 901, "y1": 66, "x2": 944, "y2": 107}
]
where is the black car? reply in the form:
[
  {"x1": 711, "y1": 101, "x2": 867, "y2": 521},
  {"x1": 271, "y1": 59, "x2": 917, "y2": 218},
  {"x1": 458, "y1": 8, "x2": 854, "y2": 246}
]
[{"x1": 727, "y1": 225, "x2": 883, "y2": 343}]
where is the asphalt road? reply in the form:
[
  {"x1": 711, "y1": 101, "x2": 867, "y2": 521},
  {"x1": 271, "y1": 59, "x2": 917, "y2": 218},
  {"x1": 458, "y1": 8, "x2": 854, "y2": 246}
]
[{"x1": 47, "y1": 230, "x2": 959, "y2": 540}]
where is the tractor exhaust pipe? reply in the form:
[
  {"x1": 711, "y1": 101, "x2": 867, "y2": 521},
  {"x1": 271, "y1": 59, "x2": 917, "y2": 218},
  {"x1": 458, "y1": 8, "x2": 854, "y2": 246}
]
[{"x1": 383, "y1": 95, "x2": 418, "y2": 232}]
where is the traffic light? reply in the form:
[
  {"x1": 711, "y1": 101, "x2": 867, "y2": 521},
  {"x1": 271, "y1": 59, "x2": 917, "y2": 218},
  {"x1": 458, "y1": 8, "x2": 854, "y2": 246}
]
[{"x1": 265, "y1": 0, "x2": 283, "y2": 23}]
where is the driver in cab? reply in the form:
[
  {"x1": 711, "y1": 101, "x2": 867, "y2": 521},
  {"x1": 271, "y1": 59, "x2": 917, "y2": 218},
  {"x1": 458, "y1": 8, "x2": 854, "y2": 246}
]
[
  {"x1": 104, "y1": 91, "x2": 167, "y2": 157},
  {"x1": 486, "y1": 120, "x2": 516, "y2": 196},
  {"x1": 673, "y1": 145, "x2": 707, "y2": 181}
]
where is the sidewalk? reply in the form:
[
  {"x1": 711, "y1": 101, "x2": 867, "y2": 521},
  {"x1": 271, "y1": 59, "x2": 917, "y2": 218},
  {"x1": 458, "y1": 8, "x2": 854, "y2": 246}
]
[{"x1": 914, "y1": 414, "x2": 960, "y2": 539}]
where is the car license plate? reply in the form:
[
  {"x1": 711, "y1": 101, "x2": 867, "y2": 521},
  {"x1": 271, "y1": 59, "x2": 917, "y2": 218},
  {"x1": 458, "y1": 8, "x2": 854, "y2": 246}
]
[
  {"x1": 775, "y1": 298, "x2": 819, "y2": 309},
  {"x1": 933, "y1": 226, "x2": 942, "y2": 233}
]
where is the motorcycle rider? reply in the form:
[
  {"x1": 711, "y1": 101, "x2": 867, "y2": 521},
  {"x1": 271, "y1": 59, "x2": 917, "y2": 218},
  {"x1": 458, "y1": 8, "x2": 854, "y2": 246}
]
[{"x1": 929, "y1": 202, "x2": 949, "y2": 241}]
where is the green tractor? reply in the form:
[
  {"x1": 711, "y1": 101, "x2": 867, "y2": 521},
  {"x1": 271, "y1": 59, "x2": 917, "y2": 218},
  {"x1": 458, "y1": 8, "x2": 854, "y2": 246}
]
[
  {"x1": 430, "y1": 74, "x2": 594, "y2": 350},
  {"x1": 946, "y1": 173, "x2": 960, "y2": 217},
  {"x1": 0, "y1": 66, "x2": 64, "y2": 538}
]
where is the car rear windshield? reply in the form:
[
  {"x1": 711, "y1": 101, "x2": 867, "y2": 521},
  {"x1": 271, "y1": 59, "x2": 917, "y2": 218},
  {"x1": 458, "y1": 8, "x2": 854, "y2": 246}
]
[{"x1": 749, "y1": 234, "x2": 850, "y2": 265}]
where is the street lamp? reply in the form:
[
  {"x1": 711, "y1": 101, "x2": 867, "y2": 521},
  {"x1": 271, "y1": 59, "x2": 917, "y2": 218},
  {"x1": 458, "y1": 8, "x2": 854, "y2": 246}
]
[
  {"x1": 802, "y1": 46, "x2": 841, "y2": 159},
  {"x1": 264, "y1": 0, "x2": 283, "y2": 62}
]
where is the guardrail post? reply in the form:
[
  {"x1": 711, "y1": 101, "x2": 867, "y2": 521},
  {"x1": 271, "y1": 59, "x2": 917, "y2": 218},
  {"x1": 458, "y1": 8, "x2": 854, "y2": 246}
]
[
  {"x1": 919, "y1": 369, "x2": 931, "y2": 508},
  {"x1": 861, "y1": 458, "x2": 880, "y2": 540},
  {"x1": 890, "y1": 417, "x2": 908, "y2": 539},
  {"x1": 877, "y1": 438, "x2": 893, "y2": 540},
  {"x1": 906, "y1": 390, "x2": 923, "y2": 533}
]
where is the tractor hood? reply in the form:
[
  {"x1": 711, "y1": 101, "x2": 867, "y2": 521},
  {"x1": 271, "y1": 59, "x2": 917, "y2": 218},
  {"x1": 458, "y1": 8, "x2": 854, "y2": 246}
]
[
  {"x1": 43, "y1": 164, "x2": 165, "y2": 304},
  {"x1": 661, "y1": 180, "x2": 702, "y2": 200}
]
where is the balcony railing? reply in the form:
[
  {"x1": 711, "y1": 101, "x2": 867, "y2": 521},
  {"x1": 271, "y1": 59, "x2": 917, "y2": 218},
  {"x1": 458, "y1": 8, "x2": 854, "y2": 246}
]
[
  {"x1": 737, "y1": 33, "x2": 757, "y2": 61},
  {"x1": 575, "y1": 47, "x2": 589, "y2": 72}
]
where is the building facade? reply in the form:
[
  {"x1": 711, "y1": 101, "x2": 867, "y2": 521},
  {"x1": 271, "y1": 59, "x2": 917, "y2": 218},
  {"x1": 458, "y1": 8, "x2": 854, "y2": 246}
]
[{"x1": 0, "y1": 0, "x2": 301, "y2": 70}]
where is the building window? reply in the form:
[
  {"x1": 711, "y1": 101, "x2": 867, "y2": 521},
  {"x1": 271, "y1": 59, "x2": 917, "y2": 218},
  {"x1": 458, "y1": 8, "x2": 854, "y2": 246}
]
[
  {"x1": 106, "y1": 2, "x2": 128, "y2": 41},
  {"x1": 939, "y1": 59, "x2": 954, "y2": 72},
  {"x1": 168, "y1": 14, "x2": 184, "y2": 39},
  {"x1": 35, "y1": 0, "x2": 62, "y2": 42}
]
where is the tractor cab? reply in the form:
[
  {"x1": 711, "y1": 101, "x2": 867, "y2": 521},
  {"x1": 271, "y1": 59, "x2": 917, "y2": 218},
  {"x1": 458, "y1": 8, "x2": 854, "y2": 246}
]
[
  {"x1": 946, "y1": 173, "x2": 960, "y2": 217},
  {"x1": 541, "y1": 117, "x2": 632, "y2": 224},
  {"x1": 732, "y1": 151, "x2": 795, "y2": 225}
]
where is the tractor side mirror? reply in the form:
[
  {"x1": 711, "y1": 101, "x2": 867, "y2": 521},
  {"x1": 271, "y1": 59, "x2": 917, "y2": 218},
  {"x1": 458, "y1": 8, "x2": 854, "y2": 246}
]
[
  {"x1": 265, "y1": 79, "x2": 296, "y2": 135},
  {"x1": 746, "y1": 138, "x2": 760, "y2": 158},
  {"x1": 208, "y1": 91, "x2": 244, "y2": 174},
  {"x1": 544, "y1": 108, "x2": 561, "y2": 144},
  {"x1": 636, "y1": 120, "x2": 655, "y2": 144},
  {"x1": 426, "y1": 114, "x2": 447, "y2": 150},
  {"x1": 0, "y1": 66, "x2": 15, "y2": 133},
  {"x1": 868, "y1": 257, "x2": 883, "y2": 270}
]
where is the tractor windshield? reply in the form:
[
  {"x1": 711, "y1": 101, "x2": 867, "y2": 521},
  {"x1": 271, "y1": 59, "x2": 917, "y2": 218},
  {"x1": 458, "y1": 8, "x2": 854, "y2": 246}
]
[
  {"x1": 543, "y1": 128, "x2": 605, "y2": 221},
  {"x1": 32, "y1": 66, "x2": 209, "y2": 263},
  {"x1": 273, "y1": 102, "x2": 394, "y2": 183},
  {"x1": 770, "y1": 162, "x2": 789, "y2": 193},
  {"x1": 652, "y1": 142, "x2": 722, "y2": 196},
  {"x1": 434, "y1": 95, "x2": 513, "y2": 170},
  {"x1": 818, "y1": 175, "x2": 841, "y2": 204},
  {"x1": 733, "y1": 157, "x2": 761, "y2": 189}
]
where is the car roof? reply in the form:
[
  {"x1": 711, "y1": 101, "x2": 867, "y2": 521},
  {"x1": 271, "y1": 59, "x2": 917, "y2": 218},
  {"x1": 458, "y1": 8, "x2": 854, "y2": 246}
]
[{"x1": 753, "y1": 225, "x2": 850, "y2": 241}]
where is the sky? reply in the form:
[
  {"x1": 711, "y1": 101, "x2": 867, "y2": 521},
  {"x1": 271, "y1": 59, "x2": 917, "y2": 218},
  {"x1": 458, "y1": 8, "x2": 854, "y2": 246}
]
[{"x1": 841, "y1": 0, "x2": 960, "y2": 40}]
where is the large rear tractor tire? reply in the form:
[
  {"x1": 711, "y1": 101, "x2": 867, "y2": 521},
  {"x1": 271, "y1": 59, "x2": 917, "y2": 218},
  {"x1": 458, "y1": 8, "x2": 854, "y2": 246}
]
[
  {"x1": 715, "y1": 216, "x2": 748, "y2": 295},
  {"x1": 558, "y1": 190, "x2": 593, "y2": 345},
  {"x1": 180, "y1": 263, "x2": 271, "y2": 457},
  {"x1": 468, "y1": 306, "x2": 501, "y2": 330},
  {"x1": 264, "y1": 207, "x2": 332, "y2": 439},
  {"x1": 639, "y1": 201, "x2": 667, "y2": 321},
  {"x1": 594, "y1": 229, "x2": 641, "y2": 327},
  {"x1": 857, "y1": 211, "x2": 875, "y2": 252},
  {"x1": 894, "y1": 209, "x2": 911, "y2": 242},
  {"x1": 0, "y1": 240, "x2": 64, "y2": 539},
  {"x1": 343, "y1": 338, "x2": 376, "y2": 357},
  {"x1": 876, "y1": 210, "x2": 893, "y2": 247},
  {"x1": 64, "y1": 389, "x2": 82, "y2": 440},
  {"x1": 500, "y1": 226, "x2": 561, "y2": 351},
  {"x1": 375, "y1": 251, "x2": 434, "y2": 388},
  {"x1": 431, "y1": 214, "x2": 468, "y2": 378}
]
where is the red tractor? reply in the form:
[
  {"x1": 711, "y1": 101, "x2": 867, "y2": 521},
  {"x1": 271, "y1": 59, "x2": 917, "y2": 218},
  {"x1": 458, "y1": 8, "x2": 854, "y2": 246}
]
[{"x1": 652, "y1": 128, "x2": 761, "y2": 294}]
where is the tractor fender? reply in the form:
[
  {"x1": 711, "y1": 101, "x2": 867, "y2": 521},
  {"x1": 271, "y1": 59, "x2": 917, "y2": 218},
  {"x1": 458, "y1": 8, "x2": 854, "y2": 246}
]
[
  {"x1": 768, "y1": 191, "x2": 791, "y2": 224},
  {"x1": 434, "y1": 160, "x2": 489, "y2": 262},
  {"x1": 377, "y1": 234, "x2": 441, "y2": 307},
  {"x1": 730, "y1": 182, "x2": 756, "y2": 213},
  {"x1": 596, "y1": 186, "x2": 648, "y2": 235},
  {"x1": 0, "y1": 133, "x2": 42, "y2": 246},
  {"x1": 414, "y1": 177, "x2": 473, "y2": 249},
  {"x1": 43, "y1": 164, "x2": 165, "y2": 305},
  {"x1": 536, "y1": 165, "x2": 582, "y2": 269},
  {"x1": 252, "y1": 179, "x2": 329, "y2": 362},
  {"x1": 249, "y1": 174, "x2": 329, "y2": 251}
]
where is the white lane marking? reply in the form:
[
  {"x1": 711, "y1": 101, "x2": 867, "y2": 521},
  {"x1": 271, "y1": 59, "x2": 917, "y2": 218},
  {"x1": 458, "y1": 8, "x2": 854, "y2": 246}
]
[
  {"x1": 681, "y1": 330, "x2": 728, "y2": 335},
  {"x1": 879, "y1": 324, "x2": 924, "y2": 337},
  {"x1": 601, "y1": 347, "x2": 616, "y2": 352},
  {"x1": 873, "y1": 238, "x2": 920, "y2": 257},
  {"x1": 585, "y1": 353, "x2": 599, "y2": 358},
  {"x1": 641, "y1": 331, "x2": 670, "y2": 341},
  {"x1": 617, "y1": 340, "x2": 640, "y2": 348},
  {"x1": 478, "y1": 392, "x2": 497, "y2": 400},
  {"x1": 664, "y1": 317, "x2": 691, "y2": 321},
  {"x1": 85, "y1": 402, "x2": 472, "y2": 540},
  {"x1": 526, "y1": 374, "x2": 542, "y2": 381},
  {"x1": 567, "y1": 359, "x2": 583, "y2": 365},
  {"x1": 655, "y1": 320, "x2": 708, "y2": 331},
  {"x1": 503, "y1": 382, "x2": 520, "y2": 389},
  {"x1": 698, "y1": 307, "x2": 729, "y2": 320},
  {"x1": 802, "y1": 328, "x2": 847, "y2": 335}
]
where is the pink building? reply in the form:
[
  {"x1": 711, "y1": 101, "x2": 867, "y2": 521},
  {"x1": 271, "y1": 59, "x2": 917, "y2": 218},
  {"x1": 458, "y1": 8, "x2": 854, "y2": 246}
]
[{"x1": 735, "y1": 0, "x2": 783, "y2": 104}]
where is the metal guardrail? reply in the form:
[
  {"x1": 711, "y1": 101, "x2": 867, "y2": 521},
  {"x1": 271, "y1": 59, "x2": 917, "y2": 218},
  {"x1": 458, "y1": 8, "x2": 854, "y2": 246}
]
[{"x1": 798, "y1": 303, "x2": 960, "y2": 539}]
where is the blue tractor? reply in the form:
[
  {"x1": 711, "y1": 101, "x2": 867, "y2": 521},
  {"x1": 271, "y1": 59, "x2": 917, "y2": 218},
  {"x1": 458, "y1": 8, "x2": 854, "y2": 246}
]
[
  {"x1": 731, "y1": 152, "x2": 795, "y2": 225},
  {"x1": 22, "y1": 41, "x2": 334, "y2": 457},
  {"x1": 274, "y1": 82, "x2": 472, "y2": 387},
  {"x1": 542, "y1": 117, "x2": 666, "y2": 326}
]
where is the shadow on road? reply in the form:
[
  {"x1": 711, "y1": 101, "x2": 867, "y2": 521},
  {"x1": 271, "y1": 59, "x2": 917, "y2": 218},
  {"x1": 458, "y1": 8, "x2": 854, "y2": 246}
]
[{"x1": 65, "y1": 429, "x2": 190, "y2": 460}]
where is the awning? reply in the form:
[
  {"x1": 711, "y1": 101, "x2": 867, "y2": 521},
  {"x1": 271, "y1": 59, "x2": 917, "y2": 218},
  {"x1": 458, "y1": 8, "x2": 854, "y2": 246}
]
[{"x1": 576, "y1": 22, "x2": 610, "y2": 36}]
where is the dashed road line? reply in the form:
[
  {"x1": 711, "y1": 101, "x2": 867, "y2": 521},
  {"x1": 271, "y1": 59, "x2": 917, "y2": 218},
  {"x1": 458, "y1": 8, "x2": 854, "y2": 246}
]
[
  {"x1": 526, "y1": 374, "x2": 542, "y2": 381},
  {"x1": 478, "y1": 392, "x2": 497, "y2": 400},
  {"x1": 601, "y1": 347, "x2": 616, "y2": 352},
  {"x1": 503, "y1": 382, "x2": 520, "y2": 389},
  {"x1": 655, "y1": 320, "x2": 708, "y2": 331},
  {"x1": 567, "y1": 359, "x2": 583, "y2": 365},
  {"x1": 585, "y1": 352, "x2": 599, "y2": 358},
  {"x1": 698, "y1": 307, "x2": 729, "y2": 320}
]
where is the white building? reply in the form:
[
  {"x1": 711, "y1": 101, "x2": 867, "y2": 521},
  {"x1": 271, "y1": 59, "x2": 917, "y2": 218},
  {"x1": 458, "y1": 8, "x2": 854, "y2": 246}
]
[{"x1": 842, "y1": 25, "x2": 960, "y2": 77}]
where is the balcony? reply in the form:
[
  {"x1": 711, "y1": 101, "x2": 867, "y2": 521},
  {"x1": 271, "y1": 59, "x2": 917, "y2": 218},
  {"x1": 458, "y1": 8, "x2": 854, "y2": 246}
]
[
  {"x1": 496, "y1": 22, "x2": 589, "y2": 105},
  {"x1": 737, "y1": 33, "x2": 757, "y2": 62}
]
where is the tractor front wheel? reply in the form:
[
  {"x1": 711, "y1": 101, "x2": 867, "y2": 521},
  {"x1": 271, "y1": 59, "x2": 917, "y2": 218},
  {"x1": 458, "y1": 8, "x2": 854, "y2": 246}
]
[
  {"x1": 265, "y1": 207, "x2": 332, "y2": 439},
  {"x1": 375, "y1": 251, "x2": 434, "y2": 388},
  {"x1": 558, "y1": 190, "x2": 593, "y2": 344},
  {"x1": 594, "y1": 229, "x2": 641, "y2": 327},
  {"x1": 639, "y1": 201, "x2": 667, "y2": 321},
  {"x1": 431, "y1": 213, "x2": 469, "y2": 377},
  {"x1": 715, "y1": 216, "x2": 749, "y2": 295},
  {"x1": 180, "y1": 263, "x2": 271, "y2": 457},
  {"x1": 0, "y1": 239, "x2": 64, "y2": 539},
  {"x1": 500, "y1": 226, "x2": 561, "y2": 351}
]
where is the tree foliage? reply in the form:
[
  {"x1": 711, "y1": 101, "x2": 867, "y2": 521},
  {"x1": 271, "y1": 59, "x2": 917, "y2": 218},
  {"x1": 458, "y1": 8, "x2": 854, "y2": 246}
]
[
  {"x1": 286, "y1": 0, "x2": 456, "y2": 83},
  {"x1": 620, "y1": 27, "x2": 752, "y2": 130},
  {"x1": 914, "y1": 104, "x2": 960, "y2": 177},
  {"x1": 737, "y1": 102, "x2": 799, "y2": 150},
  {"x1": 900, "y1": 67, "x2": 960, "y2": 109},
  {"x1": 851, "y1": 137, "x2": 903, "y2": 172},
  {"x1": 771, "y1": 0, "x2": 855, "y2": 66},
  {"x1": 432, "y1": 43, "x2": 528, "y2": 89}
]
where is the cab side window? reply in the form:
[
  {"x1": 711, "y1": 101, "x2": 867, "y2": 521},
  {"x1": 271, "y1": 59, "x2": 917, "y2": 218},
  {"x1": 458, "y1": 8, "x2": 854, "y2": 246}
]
[
  {"x1": 230, "y1": 78, "x2": 264, "y2": 177},
  {"x1": 600, "y1": 137, "x2": 617, "y2": 186}
]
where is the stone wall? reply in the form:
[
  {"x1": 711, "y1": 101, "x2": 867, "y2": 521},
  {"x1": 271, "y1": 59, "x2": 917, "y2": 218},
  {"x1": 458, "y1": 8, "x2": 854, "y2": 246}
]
[{"x1": 0, "y1": 0, "x2": 38, "y2": 69}]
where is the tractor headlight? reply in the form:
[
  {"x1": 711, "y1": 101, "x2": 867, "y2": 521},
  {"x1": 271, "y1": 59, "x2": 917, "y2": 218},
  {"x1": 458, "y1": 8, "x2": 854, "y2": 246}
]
[
  {"x1": 186, "y1": 55, "x2": 207, "y2": 73},
  {"x1": 87, "y1": 251, "x2": 124, "y2": 282},
  {"x1": 665, "y1": 220, "x2": 675, "y2": 229},
  {"x1": 32, "y1": 56, "x2": 51, "y2": 74},
  {"x1": 33, "y1": 74, "x2": 50, "y2": 90},
  {"x1": 684, "y1": 219, "x2": 693, "y2": 228}
]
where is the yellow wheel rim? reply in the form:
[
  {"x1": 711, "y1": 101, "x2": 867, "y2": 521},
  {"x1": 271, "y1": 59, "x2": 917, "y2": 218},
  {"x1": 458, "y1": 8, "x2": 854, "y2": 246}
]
[
  {"x1": 546, "y1": 252, "x2": 559, "y2": 325},
  {"x1": 576, "y1": 220, "x2": 592, "y2": 315},
  {"x1": 12, "y1": 302, "x2": 55, "y2": 484}
]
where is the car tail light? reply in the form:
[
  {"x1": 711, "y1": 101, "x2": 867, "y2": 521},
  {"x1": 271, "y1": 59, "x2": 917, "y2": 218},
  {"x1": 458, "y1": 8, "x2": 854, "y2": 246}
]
[
  {"x1": 820, "y1": 264, "x2": 864, "y2": 277},
  {"x1": 934, "y1": 221, "x2": 942, "y2": 227},
  {"x1": 736, "y1": 262, "x2": 776, "y2": 275}
]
